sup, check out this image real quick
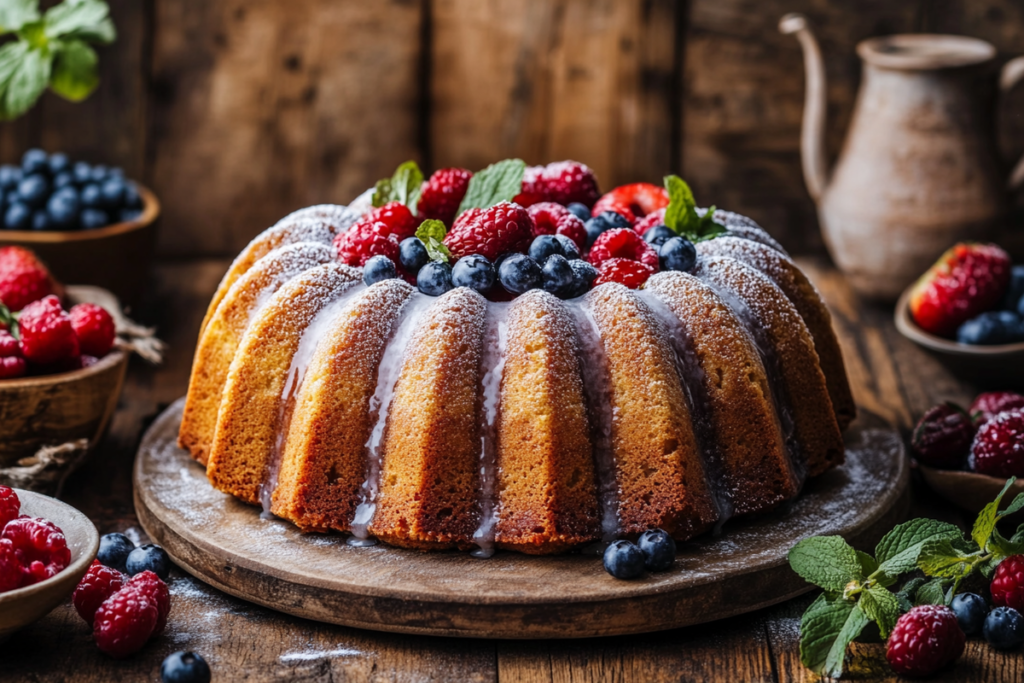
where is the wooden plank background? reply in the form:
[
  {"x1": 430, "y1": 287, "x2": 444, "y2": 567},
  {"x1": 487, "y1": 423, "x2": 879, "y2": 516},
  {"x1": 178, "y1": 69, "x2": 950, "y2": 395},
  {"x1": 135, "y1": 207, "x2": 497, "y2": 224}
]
[{"x1": 2, "y1": 0, "x2": 1023, "y2": 258}]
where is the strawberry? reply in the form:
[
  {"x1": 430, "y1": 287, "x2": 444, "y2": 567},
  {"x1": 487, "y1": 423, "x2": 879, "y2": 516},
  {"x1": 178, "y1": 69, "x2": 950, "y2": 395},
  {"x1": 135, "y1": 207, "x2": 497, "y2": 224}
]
[
  {"x1": 0, "y1": 246, "x2": 58, "y2": 312},
  {"x1": 417, "y1": 167, "x2": 472, "y2": 226},
  {"x1": 593, "y1": 258, "x2": 656, "y2": 289},
  {"x1": 17, "y1": 295, "x2": 80, "y2": 365},
  {"x1": 443, "y1": 201, "x2": 533, "y2": 262},
  {"x1": 591, "y1": 183, "x2": 670, "y2": 225},
  {"x1": 588, "y1": 228, "x2": 660, "y2": 269},
  {"x1": 334, "y1": 202, "x2": 418, "y2": 267},
  {"x1": 69, "y1": 303, "x2": 116, "y2": 357},
  {"x1": 527, "y1": 202, "x2": 587, "y2": 251},
  {"x1": 909, "y1": 243, "x2": 1012, "y2": 338}
]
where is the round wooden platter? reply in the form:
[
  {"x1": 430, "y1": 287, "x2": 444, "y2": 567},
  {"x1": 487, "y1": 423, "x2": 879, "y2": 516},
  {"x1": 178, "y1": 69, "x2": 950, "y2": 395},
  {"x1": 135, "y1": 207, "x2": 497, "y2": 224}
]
[{"x1": 135, "y1": 399, "x2": 910, "y2": 639}]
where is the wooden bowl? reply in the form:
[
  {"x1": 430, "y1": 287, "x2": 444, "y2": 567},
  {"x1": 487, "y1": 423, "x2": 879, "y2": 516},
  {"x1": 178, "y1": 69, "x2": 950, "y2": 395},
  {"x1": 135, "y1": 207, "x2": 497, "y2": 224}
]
[
  {"x1": 918, "y1": 465, "x2": 1024, "y2": 516},
  {"x1": 894, "y1": 285, "x2": 1024, "y2": 386},
  {"x1": 0, "y1": 489, "x2": 99, "y2": 643},
  {"x1": 0, "y1": 186, "x2": 160, "y2": 309}
]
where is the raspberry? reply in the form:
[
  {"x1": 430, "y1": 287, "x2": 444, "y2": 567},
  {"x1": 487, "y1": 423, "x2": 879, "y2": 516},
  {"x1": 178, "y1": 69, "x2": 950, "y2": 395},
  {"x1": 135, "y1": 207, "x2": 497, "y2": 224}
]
[
  {"x1": 0, "y1": 485, "x2": 20, "y2": 527},
  {"x1": 0, "y1": 246, "x2": 57, "y2": 312},
  {"x1": 17, "y1": 295, "x2": 80, "y2": 366},
  {"x1": 886, "y1": 605, "x2": 965, "y2": 677},
  {"x1": 127, "y1": 570, "x2": 171, "y2": 635},
  {"x1": 991, "y1": 555, "x2": 1024, "y2": 612},
  {"x1": 512, "y1": 165, "x2": 545, "y2": 207},
  {"x1": 0, "y1": 330, "x2": 20, "y2": 357},
  {"x1": 591, "y1": 183, "x2": 670, "y2": 225},
  {"x1": 73, "y1": 560, "x2": 126, "y2": 625},
  {"x1": 593, "y1": 258, "x2": 655, "y2": 289},
  {"x1": 69, "y1": 303, "x2": 116, "y2": 357},
  {"x1": 335, "y1": 202, "x2": 418, "y2": 267},
  {"x1": 417, "y1": 168, "x2": 472, "y2": 226},
  {"x1": 535, "y1": 161, "x2": 600, "y2": 207},
  {"x1": 971, "y1": 392, "x2": 1024, "y2": 426},
  {"x1": 970, "y1": 409, "x2": 1024, "y2": 477},
  {"x1": 0, "y1": 355, "x2": 27, "y2": 379},
  {"x1": 0, "y1": 539, "x2": 20, "y2": 592},
  {"x1": 910, "y1": 403, "x2": 975, "y2": 469},
  {"x1": 588, "y1": 229, "x2": 660, "y2": 269},
  {"x1": 634, "y1": 208, "x2": 668, "y2": 236},
  {"x1": 93, "y1": 583, "x2": 159, "y2": 658},
  {"x1": 2, "y1": 516, "x2": 71, "y2": 587},
  {"x1": 527, "y1": 202, "x2": 587, "y2": 251},
  {"x1": 443, "y1": 201, "x2": 533, "y2": 262}
]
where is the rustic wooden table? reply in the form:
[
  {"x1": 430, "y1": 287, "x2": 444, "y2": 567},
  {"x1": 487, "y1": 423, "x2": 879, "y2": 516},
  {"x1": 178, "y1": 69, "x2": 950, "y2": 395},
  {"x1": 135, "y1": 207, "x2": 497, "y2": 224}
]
[{"x1": 2, "y1": 258, "x2": 1022, "y2": 682}]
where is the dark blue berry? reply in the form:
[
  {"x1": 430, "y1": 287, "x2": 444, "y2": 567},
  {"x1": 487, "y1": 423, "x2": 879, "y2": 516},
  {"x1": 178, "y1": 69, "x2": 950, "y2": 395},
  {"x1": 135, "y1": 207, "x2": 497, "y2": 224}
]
[
  {"x1": 498, "y1": 254, "x2": 542, "y2": 294},
  {"x1": 399, "y1": 237, "x2": 429, "y2": 274},
  {"x1": 97, "y1": 533, "x2": 135, "y2": 572},
  {"x1": 567, "y1": 259, "x2": 598, "y2": 298},
  {"x1": 553, "y1": 234, "x2": 581, "y2": 260},
  {"x1": 123, "y1": 181, "x2": 143, "y2": 209},
  {"x1": 107, "y1": 167, "x2": 124, "y2": 178},
  {"x1": 21, "y1": 148, "x2": 49, "y2": 175},
  {"x1": 47, "y1": 188, "x2": 80, "y2": 229},
  {"x1": 100, "y1": 177, "x2": 126, "y2": 208},
  {"x1": 643, "y1": 225, "x2": 676, "y2": 248},
  {"x1": 529, "y1": 235, "x2": 564, "y2": 263},
  {"x1": 417, "y1": 261, "x2": 453, "y2": 296},
  {"x1": 660, "y1": 237, "x2": 697, "y2": 272},
  {"x1": 72, "y1": 161, "x2": 92, "y2": 185},
  {"x1": 119, "y1": 208, "x2": 142, "y2": 223},
  {"x1": 951, "y1": 593, "x2": 988, "y2": 636},
  {"x1": 17, "y1": 174, "x2": 49, "y2": 208},
  {"x1": 161, "y1": 651, "x2": 211, "y2": 683},
  {"x1": 584, "y1": 216, "x2": 611, "y2": 248},
  {"x1": 52, "y1": 171, "x2": 74, "y2": 189},
  {"x1": 600, "y1": 211, "x2": 630, "y2": 229},
  {"x1": 957, "y1": 311, "x2": 1017, "y2": 345},
  {"x1": 80, "y1": 183, "x2": 102, "y2": 208},
  {"x1": 31, "y1": 210, "x2": 50, "y2": 231},
  {"x1": 637, "y1": 529, "x2": 676, "y2": 572},
  {"x1": 89, "y1": 164, "x2": 109, "y2": 183},
  {"x1": 1002, "y1": 265, "x2": 1024, "y2": 311},
  {"x1": 566, "y1": 202, "x2": 591, "y2": 222},
  {"x1": 0, "y1": 165, "x2": 21, "y2": 190},
  {"x1": 4, "y1": 202, "x2": 31, "y2": 230},
  {"x1": 542, "y1": 254, "x2": 574, "y2": 297},
  {"x1": 80, "y1": 208, "x2": 110, "y2": 230},
  {"x1": 47, "y1": 152, "x2": 70, "y2": 176},
  {"x1": 126, "y1": 543, "x2": 172, "y2": 580},
  {"x1": 984, "y1": 606, "x2": 1024, "y2": 650},
  {"x1": 451, "y1": 254, "x2": 495, "y2": 294},
  {"x1": 603, "y1": 540, "x2": 645, "y2": 579},
  {"x1": 363, "y1": 255, "x2": 397, "y2": 286},
  {"x1": 1018, "y1": 293, "x2": 1024, "y2": 318}
]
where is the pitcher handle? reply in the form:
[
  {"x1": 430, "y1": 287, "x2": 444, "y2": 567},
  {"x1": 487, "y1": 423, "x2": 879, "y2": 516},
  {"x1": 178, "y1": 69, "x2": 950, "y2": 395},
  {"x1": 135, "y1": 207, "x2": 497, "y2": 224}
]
[{"x1": 1002, "y1": 56, "x2": 1024, "y2": 191}]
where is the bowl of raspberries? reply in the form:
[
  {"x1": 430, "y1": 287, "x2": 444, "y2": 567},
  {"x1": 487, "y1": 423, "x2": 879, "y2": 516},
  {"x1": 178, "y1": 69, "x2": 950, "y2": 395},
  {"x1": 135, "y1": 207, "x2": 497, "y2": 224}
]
[{"x1": 0, "y1": 485, "x2": 99, "y2": 642}]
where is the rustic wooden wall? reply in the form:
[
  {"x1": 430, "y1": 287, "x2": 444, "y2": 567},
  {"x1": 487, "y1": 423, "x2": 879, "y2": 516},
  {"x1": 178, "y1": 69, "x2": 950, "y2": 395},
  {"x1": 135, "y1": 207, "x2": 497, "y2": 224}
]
[{"x1": 2, "y1": 0, "x2": 1023, "y2": 258}]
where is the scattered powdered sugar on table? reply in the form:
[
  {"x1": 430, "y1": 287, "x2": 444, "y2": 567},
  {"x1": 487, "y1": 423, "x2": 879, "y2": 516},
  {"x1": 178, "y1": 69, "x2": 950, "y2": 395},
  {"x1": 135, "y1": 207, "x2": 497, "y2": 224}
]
[{"x1": 279, "y1": 646, "x2": 366, "y2": 662}]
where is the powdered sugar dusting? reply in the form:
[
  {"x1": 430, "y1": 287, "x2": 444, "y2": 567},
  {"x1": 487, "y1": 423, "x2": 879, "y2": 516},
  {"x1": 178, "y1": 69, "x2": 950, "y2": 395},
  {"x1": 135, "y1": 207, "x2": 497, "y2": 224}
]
[
  {"x1": 696, "y1": 207, "x2": 789, "y2": 256},
  {"x1": 275, "y1": 206, "x2": 359, "y2": 235},
  {"x1": 348, "y1": 188, "x2": 375, "y2": 218}
]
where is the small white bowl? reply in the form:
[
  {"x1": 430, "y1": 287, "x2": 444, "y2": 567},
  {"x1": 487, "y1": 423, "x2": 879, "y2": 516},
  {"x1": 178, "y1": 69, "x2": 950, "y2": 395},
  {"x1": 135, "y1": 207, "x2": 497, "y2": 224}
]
[{"x1": 0, "y1": 489, "x2": 99, "y2": 642}]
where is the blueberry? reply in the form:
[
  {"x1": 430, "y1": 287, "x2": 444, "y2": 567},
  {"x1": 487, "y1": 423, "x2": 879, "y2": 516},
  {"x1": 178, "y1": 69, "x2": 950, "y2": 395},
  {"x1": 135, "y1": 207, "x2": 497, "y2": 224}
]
[
  {"x1": 363, "y1": 255, "x2": 397, "y2": 286},
  {"x1": 600, "y1": 211, "x2": 630, "y2": 229},
  {"x1": 17, "y1": 173, "x2": 50, "y2": 208},
  {"x1": 566, "y1": 202, "x2": 591, "y2": 222},
  {"x1": 498, "y1": 254, "x2": 542, "y2": 294},
  {"x1": 126, "y1": 543, "x2": 172, "y2": 579},
  {"x1": 637, "y1": 528, "x2": 677, "y2": 572},
  {"x1": 119, "y1": 208, "x2": 142, "y2": 223},
  {"x1": 72, "y1": 161, "x2": 92, "y2": 185},
  {"x1": 643, "y1": 225, "x2": 676, "y2": 248},
  {"x1": 0, "y1": 165, "x2": 21, "y2": 190},
  {"x1": 80, "y1": 208, "x2": 110, "y2": 230},
  {"x1": 89, "y1": 164, "x2": 109, "y2": 183},
  {"x1": 122, "y1": 181, "x2": 143, "y2": 209},
  {"x1": 567, "y1": 259, "x2": 599, "y2": 298},
  {"x1": 957, "y1": 311, "x2": 1017, "y2": 345},
  {"x1": 4, "y1": 202, "x2": 31, "y2": 230},
  {"x1": 52, "y1": 171, "x2": 74, "y2": 189},
  {"x1": 451, "y1": 254, "x2": 495, "y2": 294},
  {"x1": 417, "y1": 261, "x2": 453, "y2": 296},
  {"x1": 80, "y1": 183, "x2": 102, "y2": 208},
  {"x1": 603, "y1": 540, "x2": 645, "y2": 579},
  {"x1": 584, "y1": 216, "x2": 611, "y2": 248},
  {"x1": 542, "y1": 254, "x2": 574, "y2": 297},
  {"x1": 399, "y1": 237, "x2": 429, "y2": 274},
  {"x1": 553, "y1": 234, "x2": 581, "y2": 260},
  {"x1": 107, "y1": 166, "x2": 124, "y2": 178},
  {"x1": 21, "y1": 148, "x2": 49, "y2": 175},
  {"x1": 47, "y1": 152, "x2": 70, "y2": 176},
  {"x1": 100, "y1": 177, "x2": 126, "y2": 208},
  {"x1": 47, "y1": 188, "x2": 80, "y2": 229},
  {"x1": 951, "y1": 592, "x2": 988, "y2": 636},
  {"x1": 660, "y1": 237, "x2": 697, "y2": 273},
  {"x1": 529, "y1": 235, "x2": 564, "y2": 263},
  {"x1": 984, "y1": 606, "x2": 1024, "y2": 650},
  {"x1": 161, "y1": 651, "x2": 211, "y2": 683},
  {"x1": 97, "y1": 533, "x2": 135, "y2": 572},
  {"x1": 1018, "y1": 293, "x2": 1024, "y2": 318},
  {"x1": 1002, "y1": 265, "x2": 1024, "y2": 311},
  {"x1": 31, "y1": 210, "x2": 50, "y2": 231}
]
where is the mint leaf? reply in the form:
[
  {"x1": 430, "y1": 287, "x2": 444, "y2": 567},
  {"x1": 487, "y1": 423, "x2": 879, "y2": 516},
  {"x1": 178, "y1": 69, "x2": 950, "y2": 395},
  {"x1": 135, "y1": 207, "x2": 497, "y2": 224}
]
[
  {"x1": 917, "y1": 538, "x2": 976, "y2": 579},
  {"x1": 0, "y1": 303, "x2": 17, "y2": 336},
  {"x1": 875, "y1": 518, "x2": 961, "y2": 575},
  {"x1": 2, "y1": 45, "x2": 49, "y2": 120},
  {"x1": 415, "y1": 219, "x2": 450, "y2": 263},
  {"x1": 457, "y1": 159, "x2": 525, "y2": 216},
  {"x1": 372, "y1": 160, "x2": 424, "y2": 212},
  {"x1": 44, "y1": 0, "x2": 111, "y2": 40},
  {"x1": 800, "y1": 594, "x2": 868, "y2": 677},
  {"x1": 856, "y1": 550, "x2": 878, "y2": 577},
  {"x1": 915, "y1": 578, "x2": 948, "y2": 606},
  {"x1": 788, "y1": 536, "x2": 861, "y2": 592},
  {"x1": 0, "y1": 0, "x2": 40, "y2": 34},
  {"x1": 662, "y1": 175, "x2": 727, "y2": 243},
  {"x1": 0, "y1": 41, "x2": 28, "y2": 90},
  {"x1": 973, "y1": 478, "x2": 1016, "y2": 551},
  {"x1": 988, "y1": 528, "x2": 1024, "y2": 560},
  {"x1": 49, "y1": 39, "x2": 97, "y2": 101},
  {"x1": 860, "y1": 586, "x2": 901, "y2": 637},
  {"x1": 896, "y1": 577, "x2": 927, "y2": 612},
  {"x1": 1001, "y1": 491, "x2": 1024, "y2": 518}
]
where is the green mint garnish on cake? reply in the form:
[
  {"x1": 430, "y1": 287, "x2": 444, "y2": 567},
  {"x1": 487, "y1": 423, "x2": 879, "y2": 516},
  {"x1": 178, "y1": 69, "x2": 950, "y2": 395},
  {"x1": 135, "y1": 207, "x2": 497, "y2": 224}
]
[
  {"x1": 372, "y1": 160, "x2": 424, "y2": 213},
  {"x1": 456, "y1": 158, "x2": 526, "y2": 217},
  {"x1": 662, "y1": 175, "x2": 726, "y2": 243},
  {"x1": 415, "y1": 219, "x2": 451, "y2": 264}
]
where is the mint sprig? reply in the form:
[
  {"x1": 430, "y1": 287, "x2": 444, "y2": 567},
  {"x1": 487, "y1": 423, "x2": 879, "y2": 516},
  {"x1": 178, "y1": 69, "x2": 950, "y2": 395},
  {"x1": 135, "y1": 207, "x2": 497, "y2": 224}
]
[
  {"x1": 0, "y1": 302, "x2": 17, "y2": 337},
  {"x1": 456, "y1": 158, "x2": 525, "y2": 218},
  {"x1": 372, "y1": 160, "x2": 424, "y2": 212},
  {"x1": 415, "y1": 219, "x2": 450, "y2": 264},
  {"x1": 662, "y1": 175, "x2": 727, "y2": 243}
]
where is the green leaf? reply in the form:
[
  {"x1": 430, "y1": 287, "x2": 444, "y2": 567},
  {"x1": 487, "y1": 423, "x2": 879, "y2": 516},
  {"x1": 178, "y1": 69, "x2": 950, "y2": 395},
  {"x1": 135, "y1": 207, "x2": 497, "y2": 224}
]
[
  {"x1": 661, "y1": 175, "x2": 727, "y2": 243},
  {"x1": 800, "y1": 594, "x2": 869, "y2": 678},
  {"x1": 859, "y1": 586, "x2": 901, "y2": 637},
  {"x1": 1, "y1": 44, "x2": 50, "y2": 120},
  {"x1": 456, "y1": 158, "x2": 525, "y2": 216},
  {"x1": 788, "y1": 536, "x2": 862, "y2": 592},
  {"x1": 915, "y1": 578, "x2": 948, "y2": 606},
  {"x1": 856, "y1": 550, "x2": 878, "y2": 577},
  {"x1": 973, "y1": 477, "x2": 1016, "y2": 551},
  {"x1": 896, "y1": 577, "x2": 927, "y2": 612},
  {"x1": 372, "y1": 160, "x2": 424, "y2": 212},
  {"x1": 415, "y1": 219, "x2": 450, "y2": 263},
  {"x1": 44, "y1": 0, "x2": 111, "y2": 39},
  {"x1": 989, "y1": 528, "x2": 1024, "y2": 561},
  {"x1": 917, "y1": 538, "x2": 975, "y2": 579},
  {"x1": 0, "y1": 302, "x2": 17, "y2": 336},
  {"x1": 48, "y1": 38, "x2": 96, "y2": 101},
  {"x1": 1001, "y1": 492, "x2": 1024, "y2": 518},
  {"x1": 0, "y1": 0, "x2": 40, "y2": 34},
  {"x1": 875, "y1": 518, "x2": 962, "y2": 575},
  {"x1": 982, "y1": 556, "x2": 1003, "y2": 579}
]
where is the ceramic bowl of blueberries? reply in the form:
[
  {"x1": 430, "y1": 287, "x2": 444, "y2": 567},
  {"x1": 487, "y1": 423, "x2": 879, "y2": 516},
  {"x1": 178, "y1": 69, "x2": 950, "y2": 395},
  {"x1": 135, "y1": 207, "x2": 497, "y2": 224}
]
[{"x1": 0, "y1": 149, "x2": 160, "y2": 309}]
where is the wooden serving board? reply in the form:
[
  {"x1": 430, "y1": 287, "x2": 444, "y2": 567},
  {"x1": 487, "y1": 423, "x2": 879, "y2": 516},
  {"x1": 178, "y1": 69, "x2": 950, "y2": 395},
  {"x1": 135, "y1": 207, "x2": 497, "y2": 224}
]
[{"x1": 134, "y1": 399, "x2": 910, "y2": 639}]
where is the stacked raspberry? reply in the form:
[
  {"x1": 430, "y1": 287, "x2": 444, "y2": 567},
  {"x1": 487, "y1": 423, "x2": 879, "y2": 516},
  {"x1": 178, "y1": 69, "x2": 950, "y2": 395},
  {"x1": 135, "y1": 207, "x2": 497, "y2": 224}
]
[{"x1": 0, "y1": 486, "x2": 72, "y2": 593}]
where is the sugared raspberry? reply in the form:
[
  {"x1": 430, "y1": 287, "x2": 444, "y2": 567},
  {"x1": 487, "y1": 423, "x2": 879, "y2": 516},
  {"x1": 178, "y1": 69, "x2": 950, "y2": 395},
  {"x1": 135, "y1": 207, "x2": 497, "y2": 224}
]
[
  {"x1": 0, "y1": 538, "x2": 20, "y2": 592},
  {"x1": 417, "y1": 168, "x2": 472, "y2": 226},
  {"x1": 970, "y1": 409, "x2": 1024, "y2": 477},
  {"x1": 512, "y1": 165, "x2": 545, "y2": 207},
  {"x1": 0, "y1": 485, "x2": 20, "y2": 527},
  {"x1": 527, "y1": 202, "x2": 587, "y2": 251},
  {"x1": 0, "y1": 330, "x2": 20, "y2": 357},
  {"x1": 0, "y1": 355, "x2": 26, "y2": 379},
  {"x1": 443, "y1": 201, "x2": 533, "y2": 261},
  {"x1": 69, "y1": 303, "x2": 116, "y2": 357},
  {"x1": 93, "y1": 583, "x2": 159, "y2": 658},
  {"x1": 2, "y1": 516, "x2": 71, "y2": 587},
  {"x1": 911, "y1": 403, "x2": 975, "y2": 469},
  {"x1": 971, "y1": 392, "x2": 1024, "y2": 426},
  {"x1": 591, "y1": 183, "x2": 670, "y2": 225},
  {"x1": 886, "y1": 605, "x2": 965, "y2": 677},
  {"x1": 0, "y1": 246, "x2": 57, "y2": 312},
  {"x1": 335, "y1": 202, "x2": 418, "y2": 267},
  {"x1": 73, "y1": 560, "x2": 126, "y2": 625},
  {"x1": 991, "y1": 555, "x2": 1024, "y2": 612},
  {"x1": 593, "y1": 258, "x2": 655, "y2": 289},
  {"x1": 126, "y1": 570, "x2": 170, "y2": 635},
  {"x1": 634, "y1": 207, "x2": 668, "y2": 237},
  {"x1": 588, "y1": 229, "x2": 660, "y2": 269},
  {"x1": 535, "y1": 161, "x2": 600, "y2": 207},
  {"x1": 17, "y1": 295, "x2": 80, "y2": 366}
]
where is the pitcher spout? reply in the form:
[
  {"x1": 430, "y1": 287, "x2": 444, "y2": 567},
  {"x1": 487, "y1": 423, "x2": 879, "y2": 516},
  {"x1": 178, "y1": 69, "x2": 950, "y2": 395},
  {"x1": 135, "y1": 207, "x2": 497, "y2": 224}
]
[{"x1": 780, "y1": 13, "x2": 830, "y2": 203}]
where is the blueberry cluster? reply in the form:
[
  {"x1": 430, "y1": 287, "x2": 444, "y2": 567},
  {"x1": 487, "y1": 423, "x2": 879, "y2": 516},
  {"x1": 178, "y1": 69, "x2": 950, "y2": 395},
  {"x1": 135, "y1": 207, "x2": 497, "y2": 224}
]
[
  {"x1": 951, "y1": 593, "x2": 1023, "y2": 650},
  {"x1": 603, "y1": 528, "x2": 677, "y2": 579},
  {"x1": 957, "y1": 265, "x2": 1024, "y2": 345},
  {"x1": 580, "y1": 206, "x2": 629, "y2": 247},
  {"x1": 98, "y1": 532, "x2": 172, "y2": 580},
  {"x1": 0, "y1": 148, "x2": 144, "y2": 232}
]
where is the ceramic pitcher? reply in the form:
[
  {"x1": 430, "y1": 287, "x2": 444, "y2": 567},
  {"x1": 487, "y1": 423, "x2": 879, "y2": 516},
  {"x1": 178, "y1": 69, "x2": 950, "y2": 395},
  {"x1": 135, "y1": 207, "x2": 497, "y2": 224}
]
[{"x1": 780, "y1": 14, "x2": 1024, "y2": 300}]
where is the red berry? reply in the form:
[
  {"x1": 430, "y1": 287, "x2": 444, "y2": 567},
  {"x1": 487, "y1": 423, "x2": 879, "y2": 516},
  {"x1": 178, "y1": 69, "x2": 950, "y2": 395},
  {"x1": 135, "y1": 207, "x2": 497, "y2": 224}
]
[
  {"x1": 0, "y1": 485, "x2": 20, "y2": 527},
  {"x1": 417, "y1": 167, "x2": 472, "y2": 226},
  {"x1": 443, "y1": 201, "x2": 533, "y2": 262},
  {"x1": 591, "y1": 183, "x2": 670, "y2": 225},
  {"x1": 909, "y1": 243, "x2": 1012, "y2": 338},
  {"x1": 593, "y1": 258, "x2": 655, "y2": 289},
  {"x1": 512, "y1": 165, "x2": 546, "y2": 207},
  {"x1": 537, "y1": 161, "x2": 601, "y2": 207},
  {"x1": 93, "y1": 583, "x2": 159, "y2": 658},
  {"x1": 335, "y1": 202, "x2": 417, "y2": 267},
  {"x1": 0, "y1": 538, "x2": 20, "y2": 593},
  {"x1": 0, "y1": 246, "x2": 57, "y2": 312},
  {"x1": 2, "y1": 516, "x2": 71, "y2": 587},
  {"x1": 126, "y1": 570, "x2": 171, "y2": 635},
  {"x1": 527, "y1": 202, "x2": 587, "y2": 251},
  {"x1": 588, "y1": 228, "x2": 660, "y2": 269},
  {"x1": 73, "y1": 560, "x2": 126, "y2": 625},
  {"x1": 971, "y1": 392, "x2": 1024, "y2": 426},
  {"x1": 910, "y1": 403, "x2": 975, "y2": 469},
  {"x1": 886, "y1": 605, "x2": 965, "y2": 677},
  {"x1": 0, "y1": 330, "x2": 20, "y2": 357},
  {"x1": 69, "y1": 303, "x2": 116, "y2": 357},
  {"x1": 0, "y1": 355, "x2": 26, "y2": 379},
  {"x1": 991, "y1": 555, "x2": 1024, "y2": 612},
  {"x1": 17, "y1": 295, "x2": 80, "y2": 366},
  {"x1": 634, "y1": 208, "x2": 668, "y2": 236},
  {"x1": 971, "y1": 409, "x2": 1024, "y2": 477}
]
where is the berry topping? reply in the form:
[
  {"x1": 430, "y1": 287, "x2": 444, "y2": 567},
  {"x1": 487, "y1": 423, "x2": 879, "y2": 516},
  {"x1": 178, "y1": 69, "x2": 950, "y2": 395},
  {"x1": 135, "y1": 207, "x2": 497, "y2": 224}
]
[
  {"x1": 528, "y1": 234, "x2": 564, "y2": 263},
  {"x1": 885, "y1": 605, "x2": 965, "y2": 677},
  {"x1": 511, "y1": 165, "x2": 545, "y2": 208},
  {"x1": 128, "y1": 570, "x2": 171, "y2": 635},
  {"x1": 527, "y1": 202, "x2": 587, "y2": 251},
  {"x1": 634, "y1": 207, "x2": 668, "y2": 236},
  {"x1": 999, "y1": 265, "x2": 1024, "y2": 311},
  {"x1": 591, "y1": 183, "x2": 670, "y2": 225},
  {"x1": 416, "y1": 167, "x2": 472, "y2": 226},
  {"x1": 126, "y1": 543, "x2": 172, "y2": 581},
  {"x1": 450, "y1": 254, "x2": 495, "y2": 294},
  {"x1": 0, "y1": 538, "x2": 20, "y2": 592},
  {"x1": 909, "y1": 243, "x2": 1012, "y2": 338},
  {"x1": 593, "y1": 258, "x2": 655, "y2": 289},
  {"x1": 537, "y1": 161, "x2": 601, "y2": 207},
  {"x1": 991, "y1": 555, "x2": 1024, "y2": 613},
  {"x1": 162, "y1": 651, "x2": 212, "y2": 683},
  {"x1": 417, "y1": 261, "x2": 454, "y2": 296},
  {"x1": 0, "y1": 330, "x2": 20, "y2": 358},
  {"x1": 642, "y1": 225, "x2": 676, "y2": 248},
  {"x1": 97, "y1": 532, "x2": 135, "y2": 572},
  {"x1": 553, "y1": 234, "x2": 581, "y2": 260},
  {"x1": 73, "y1": 560, "x2": 126, "y2": 625},
  {"x1": 910, "y1": 403, "x2": 975, "y2": 469},
  {"x1": 2, "y1": 516, "x2": 71, "y2": 587},
  {"x1": 398, "y1": 237, "x2": 429, "y2": 275},
  {"x1": 444, "y1": 201, "x2": 533, "y2": 262},
  {"x1": 970, "y1": 409, "x2": 1024, "y2": 477},
  {"x1": 541, "y1": 254, "x2": 574, "y2": 297},
  {"x1": 17, "y1": 295, "x2": 80, "y2": 365},
  {"x1": 956, "y1": 311, "x2": 1024, "y2": 345},
  {"x1": 93, "y1": 583, "x2": 159, "y2": 658},
  {"x1": 363, "y1": 255, "x2": 398, "y2": 286},
  {"x1": 335, "y1": 202, "x2": 417, "y2": 267},
  {"x1": 566, "y1": 202, "x2": 591, "y2": 222},
  {"x1": 498, "y1": 254, "x2": 542, "y2": 294},
  {"x1": 69, "y1": 303, "x2": 116, "y2": 357},
  {"x1": 584, "y1": 211, "x2": 630, "y2": 248},
  {"x1": 971, "y1": 392, "x2": 1024, "y2": 426},
  {"x1": 637, "y1": 529, "x2": 676, "y2": 572},
  {"x1": 951, "y1": 592, "x2": 988, "y2": 636},
  {"x1": 567, "y1": 260, "x2": 598, "y2": 299},
  {"x1": 659, "y1": 237, "x2": 697, "y2": 273},
  {"x1": 0, "y1": 246, "x2": 57, "y2": 312},
  {"x1": 0, "y1": 355, "x2": 26, "y2": 379},
  {"x1": 588, "y1": 229, "x2": 659, "y2": 269},
  {"x1": 603, "y1": 540, "x2": 645, "y2": 579},
  {"x1": 0, "y1": 485, "x2": 20, "y2": 527},
  {"x1": 984, "y1": 606, "x2": 1024, "y2": 650}
]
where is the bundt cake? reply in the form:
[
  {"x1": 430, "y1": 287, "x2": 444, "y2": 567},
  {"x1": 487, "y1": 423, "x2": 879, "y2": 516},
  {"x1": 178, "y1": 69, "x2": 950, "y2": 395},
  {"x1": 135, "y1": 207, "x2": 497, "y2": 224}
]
[{"x1": 181, "y1": 159, "x2": 855, "y2": 556}]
